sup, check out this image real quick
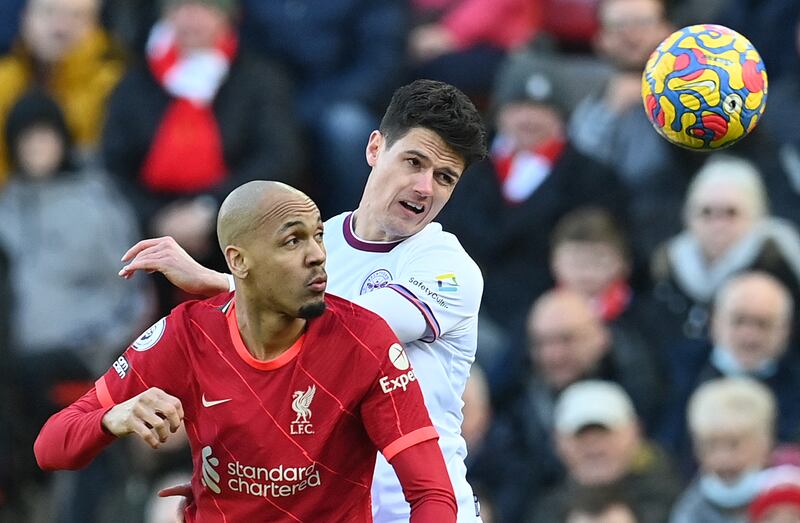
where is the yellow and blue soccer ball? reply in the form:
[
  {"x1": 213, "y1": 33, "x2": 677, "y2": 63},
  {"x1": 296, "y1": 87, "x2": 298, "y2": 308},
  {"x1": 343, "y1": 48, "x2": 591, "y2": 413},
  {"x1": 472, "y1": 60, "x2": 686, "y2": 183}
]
[{"x1": 641, "y1": 24, "x2": 767, "y2": 150}]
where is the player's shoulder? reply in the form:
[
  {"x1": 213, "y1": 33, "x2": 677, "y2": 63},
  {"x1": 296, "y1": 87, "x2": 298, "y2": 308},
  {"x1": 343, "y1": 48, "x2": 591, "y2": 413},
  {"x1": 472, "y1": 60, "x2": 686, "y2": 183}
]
[
  {"x1": 174, "y1": 291, "x2": 234, "y2": 319},
  {"x1": 317, "y1": 294, "x2": 397, "y2": 346},
  {"x1": 402, "y1": 222, "x2": 482, "y2": 275}
]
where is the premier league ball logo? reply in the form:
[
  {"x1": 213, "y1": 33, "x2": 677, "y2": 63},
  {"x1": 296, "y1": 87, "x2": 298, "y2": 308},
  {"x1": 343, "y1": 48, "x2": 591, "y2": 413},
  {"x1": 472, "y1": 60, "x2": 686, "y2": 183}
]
[{"x1": 641, "y1": 24, "x2": 767, "y2": 150}]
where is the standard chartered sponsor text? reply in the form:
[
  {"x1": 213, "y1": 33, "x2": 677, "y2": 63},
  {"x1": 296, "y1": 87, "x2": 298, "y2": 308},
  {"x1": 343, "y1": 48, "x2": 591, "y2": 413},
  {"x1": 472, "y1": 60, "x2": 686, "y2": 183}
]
[{"x1": 227, "y1": 461, "x2": 322, "y2": 498}]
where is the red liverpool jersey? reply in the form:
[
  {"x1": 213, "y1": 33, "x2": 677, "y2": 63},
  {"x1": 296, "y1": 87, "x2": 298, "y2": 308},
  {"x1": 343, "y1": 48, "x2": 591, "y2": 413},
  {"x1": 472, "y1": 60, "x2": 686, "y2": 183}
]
[{"x1": 96, "y1": 292, "x2": 437, "y2": 522}]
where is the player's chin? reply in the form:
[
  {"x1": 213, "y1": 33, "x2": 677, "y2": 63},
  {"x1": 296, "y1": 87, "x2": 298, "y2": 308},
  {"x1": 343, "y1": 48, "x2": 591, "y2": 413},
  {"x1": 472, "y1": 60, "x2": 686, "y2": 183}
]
[{"x1": 298, "y1": 298, "x2": 326, "y2": 319}]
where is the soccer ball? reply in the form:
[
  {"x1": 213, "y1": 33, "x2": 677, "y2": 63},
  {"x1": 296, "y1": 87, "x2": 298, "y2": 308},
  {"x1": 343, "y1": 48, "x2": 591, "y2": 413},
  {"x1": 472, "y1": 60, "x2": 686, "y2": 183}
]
[{"x1": 641, "y1": 24, "x2": 767, "y2": 150}]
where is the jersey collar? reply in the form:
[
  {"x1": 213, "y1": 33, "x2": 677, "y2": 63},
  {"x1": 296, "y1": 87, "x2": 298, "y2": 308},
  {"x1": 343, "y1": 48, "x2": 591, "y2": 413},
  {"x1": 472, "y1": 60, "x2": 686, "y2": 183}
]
[
  {"x1": 343, "y1": 212, "x2": 402, "y2": 252},
  {"x1": 226, "y1": 300, "x2": 305, "y2": 371}
]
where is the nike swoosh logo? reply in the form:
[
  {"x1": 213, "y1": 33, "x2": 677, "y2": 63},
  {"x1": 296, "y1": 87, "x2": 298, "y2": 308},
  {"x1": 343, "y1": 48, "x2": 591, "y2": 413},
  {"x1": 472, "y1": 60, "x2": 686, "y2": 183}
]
[{"x1": 202, "y1": 394, "x2": 232, "y2": 408}]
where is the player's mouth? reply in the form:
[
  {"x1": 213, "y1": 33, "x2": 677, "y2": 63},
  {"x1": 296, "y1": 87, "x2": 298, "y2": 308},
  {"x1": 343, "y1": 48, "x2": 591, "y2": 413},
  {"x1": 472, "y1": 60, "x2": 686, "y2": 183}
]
[
  {"x1": 307, "y1": 274, "x2": 327, "y2": 292},
  {"x1": 398, "y1": 200, "x2": 425, "y2": 216}
]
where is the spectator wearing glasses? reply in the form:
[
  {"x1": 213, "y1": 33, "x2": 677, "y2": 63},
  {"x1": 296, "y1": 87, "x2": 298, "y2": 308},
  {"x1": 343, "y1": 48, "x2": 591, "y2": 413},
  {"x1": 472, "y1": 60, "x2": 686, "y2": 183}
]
[
  {"x1": 481, "y1": 289, "x2": 661, "y2": 522},
  {"x1": 660, "y1": 272, "x2": 800, "y2": 473},
  {"x1": 648, "y1": 155, "x2": 800, "y2": 352}
]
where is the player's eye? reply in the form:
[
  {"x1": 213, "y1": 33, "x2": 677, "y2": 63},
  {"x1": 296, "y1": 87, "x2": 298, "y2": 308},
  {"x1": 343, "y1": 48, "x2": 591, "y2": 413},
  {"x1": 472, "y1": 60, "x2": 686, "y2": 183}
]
[
  {"x1": 435, "y1": 172, "x2": 456, "y2": 186},
  {"x1": 407, "y1": 157, "x2": 421, "y2": 168},
  {"x1": 284, "y1": 237, "x2": 299, "y2": 247},
  {"x1": 314, "y1": 231, "x2": 324, "y2": 242}
]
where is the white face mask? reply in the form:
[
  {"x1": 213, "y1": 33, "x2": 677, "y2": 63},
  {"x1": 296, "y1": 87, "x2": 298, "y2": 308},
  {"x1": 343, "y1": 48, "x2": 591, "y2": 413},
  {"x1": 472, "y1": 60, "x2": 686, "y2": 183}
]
[
  {"x1": 699, "y1": 469, "x2": 764, "y2": 509},
  {"x1": 710, "y1": 345, "x2": 778, "y2": 379}
]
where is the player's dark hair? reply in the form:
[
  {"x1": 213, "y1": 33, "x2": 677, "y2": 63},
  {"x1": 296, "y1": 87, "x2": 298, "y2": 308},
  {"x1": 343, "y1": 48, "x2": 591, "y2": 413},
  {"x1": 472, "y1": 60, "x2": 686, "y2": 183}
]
[{"x1": 379, "y1": 79, "x2": 487, "y2": 170}]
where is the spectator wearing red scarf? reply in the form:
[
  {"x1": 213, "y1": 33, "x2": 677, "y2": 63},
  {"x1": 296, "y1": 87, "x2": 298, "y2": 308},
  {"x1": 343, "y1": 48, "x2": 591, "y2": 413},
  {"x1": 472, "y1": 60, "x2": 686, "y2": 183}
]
[{"x1": 103, "y1": 0, "x2": 304, "y2": 263}]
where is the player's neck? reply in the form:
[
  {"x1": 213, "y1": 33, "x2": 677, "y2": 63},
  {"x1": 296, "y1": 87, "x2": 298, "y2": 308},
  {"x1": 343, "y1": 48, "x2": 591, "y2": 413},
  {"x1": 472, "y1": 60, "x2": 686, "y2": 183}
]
[
  {"x1": 234, "y1": 297, "x2": 306, "y2": 361},
  {"x1": 351, "y1": 208, "x2": 400, "y2": 242}
]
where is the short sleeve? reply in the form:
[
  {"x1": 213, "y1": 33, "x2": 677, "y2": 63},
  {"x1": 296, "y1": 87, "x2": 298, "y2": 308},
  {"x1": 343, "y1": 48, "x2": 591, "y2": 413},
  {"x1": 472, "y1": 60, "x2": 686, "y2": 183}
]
[
  {"x1": 359, "y1": 321, "x2": 438, "y2": 461},
  {"x1": 387, "y1": 237, "x2": 483, "y2": 342},
  {"x1": 95, "y1": 312, "x2": 191, "y2": 408}
]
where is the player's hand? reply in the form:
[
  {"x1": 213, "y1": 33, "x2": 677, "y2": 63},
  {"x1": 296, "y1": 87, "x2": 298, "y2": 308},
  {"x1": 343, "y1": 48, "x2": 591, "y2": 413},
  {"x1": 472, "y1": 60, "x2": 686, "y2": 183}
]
[
  {"x1": 119, "y1": 236, "x2": 230, "y2": 297},
  {"x1": 158, "y1": 482, "x2": 192, "y2": 523},
  {"x1": 102, "y1": 387, "x2": 184, "y2": 449}
]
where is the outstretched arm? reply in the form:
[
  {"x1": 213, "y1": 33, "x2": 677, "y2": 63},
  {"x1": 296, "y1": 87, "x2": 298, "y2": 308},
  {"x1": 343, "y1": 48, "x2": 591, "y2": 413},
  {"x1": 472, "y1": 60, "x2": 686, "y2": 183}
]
[
  {"x1": 391, "y1": 439, "x2": 458, "y2": 521},
  {"x1": 119, "y1": 237, "x2": 230, "y2": 297}
]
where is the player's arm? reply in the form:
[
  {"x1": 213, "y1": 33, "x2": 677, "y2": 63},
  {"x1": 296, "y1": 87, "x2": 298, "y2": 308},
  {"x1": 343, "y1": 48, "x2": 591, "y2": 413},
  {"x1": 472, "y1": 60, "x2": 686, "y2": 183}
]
[
  {"x1": 390, "y1": 439, "x2": 457, "y2": 521},
  {"x1": 34, "y1": 386, "x2": 183, "y2": 471},
  {"x1": 119, "y1": 236, "x2": 229, "y2": 297},
  {"x1": 352, "y1": 288, "x2": 428, "y2": 343}
]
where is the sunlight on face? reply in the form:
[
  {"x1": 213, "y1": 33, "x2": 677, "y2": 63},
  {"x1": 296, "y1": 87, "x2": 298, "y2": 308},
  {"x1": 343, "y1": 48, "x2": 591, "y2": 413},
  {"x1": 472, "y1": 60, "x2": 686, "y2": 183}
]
[{"x1": 356, "y1": 128, "x2": 464, "y2": 241}]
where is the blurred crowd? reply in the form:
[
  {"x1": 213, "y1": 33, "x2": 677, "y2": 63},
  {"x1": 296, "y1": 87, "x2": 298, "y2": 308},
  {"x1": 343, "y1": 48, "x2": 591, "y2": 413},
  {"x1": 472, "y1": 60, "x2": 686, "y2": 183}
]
[{"x1": 2, "y1": 0, "x2": 800, "y2": 522}]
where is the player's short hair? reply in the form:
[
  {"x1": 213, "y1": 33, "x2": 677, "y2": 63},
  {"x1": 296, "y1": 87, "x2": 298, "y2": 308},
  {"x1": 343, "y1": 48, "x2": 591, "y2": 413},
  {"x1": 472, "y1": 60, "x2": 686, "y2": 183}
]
[
  {"x1": 688, "y1": 377, "x2": 775, "y2": 440},
  {"x1": 551, "y1": 206, "x2": 630, "y2": 262},
  {"x1": 379, "y1": 79, "x2": 487, "y2": 170}
]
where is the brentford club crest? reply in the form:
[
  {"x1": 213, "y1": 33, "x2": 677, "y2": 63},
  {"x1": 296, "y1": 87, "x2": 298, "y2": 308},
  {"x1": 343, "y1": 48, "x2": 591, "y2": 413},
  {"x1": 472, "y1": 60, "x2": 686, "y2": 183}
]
[
  {"x1": 360, "y1": 269, "x2": 392, "y2": 295},
  {"x1": 291, "y1": 385, "x2": 315, "y2": 435}
]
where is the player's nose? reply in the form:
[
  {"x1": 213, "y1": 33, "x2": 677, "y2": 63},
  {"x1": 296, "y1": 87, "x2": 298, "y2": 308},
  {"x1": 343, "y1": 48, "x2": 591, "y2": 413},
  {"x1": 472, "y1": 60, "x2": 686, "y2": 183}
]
[
  {"x1": 306, "y1": 237, "x2": 326, "y2": 265},
  {"x1": 413, "y1": 169, "x2": 434, "y2": 197}
]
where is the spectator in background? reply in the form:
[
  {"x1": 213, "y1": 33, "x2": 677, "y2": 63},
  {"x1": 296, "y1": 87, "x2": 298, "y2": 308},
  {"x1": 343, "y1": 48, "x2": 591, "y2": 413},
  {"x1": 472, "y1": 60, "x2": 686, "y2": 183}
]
[
  {"x1": 484, "y1": 290, "x2": 661, "y2": 522},
  {"x1": 527, "y1": 290, "x2": 661, "y2": 429},
  {"x1": 568, "y1": 0, "x2": 703, "y2": 261},
  {"x1": 0, "y1": 0, "x2": 125, "y2": 185},
  {"x1": 439, "y1": 61, "x2": 627, "y2": 336},
  {"x1": 0, "y1": 89, "x2": 148, "y2": 522},
  {"x1": 550, "y1": 206, "x2": 658, "y2": 351},
  {"x1": 671, "y1": 377, "x2": 775, "y2": 523},
  {"x1": 102, "y1": 0, "x2": 303, "y2": 278},
  {"x1": 719, "y1": 0, "x2": 800, "y2": 83},
  {"x1": 565, "y1": 486, "x2": 641, "y2": 523},
  {"x1": 237, "y1": 0, "x2": 407, "y2": 216},
  {"x1": 649, "y1": 156, "x2": 800, "y2": 349},
  {"x1": 528, "y1": 381, "x2": 681, "y2": 523},
  {"x1": 408, "y1": 0, "x2": 540, "y2": 97},
  {"x1": 661, "y1": 272, "x2": 800, "y2": 470}
]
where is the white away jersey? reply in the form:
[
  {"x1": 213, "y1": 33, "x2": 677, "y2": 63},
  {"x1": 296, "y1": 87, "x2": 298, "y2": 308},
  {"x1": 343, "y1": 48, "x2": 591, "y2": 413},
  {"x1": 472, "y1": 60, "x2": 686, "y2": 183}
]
[{"x1": 324, "y1": 211, "x2": 484, "y2": 522}]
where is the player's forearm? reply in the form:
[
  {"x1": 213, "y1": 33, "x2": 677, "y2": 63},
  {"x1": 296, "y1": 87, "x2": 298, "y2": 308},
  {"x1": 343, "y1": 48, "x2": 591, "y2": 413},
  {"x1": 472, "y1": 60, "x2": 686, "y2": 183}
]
[
  {"x1": 391, "y1": 439, "x2": 457, "y2": 522},
  {"x1": 207, "y1": 271, "x2": 232, "y2": 296},
  {"x1": 34, "y1": 387, "x2": 116, "y2": 471}
]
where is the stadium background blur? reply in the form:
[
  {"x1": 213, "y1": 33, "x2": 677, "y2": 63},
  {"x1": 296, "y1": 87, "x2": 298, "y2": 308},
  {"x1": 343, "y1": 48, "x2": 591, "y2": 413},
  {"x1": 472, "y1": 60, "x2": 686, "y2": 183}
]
[{"x1": 3, "y1": 0, "x2": 800, "y2": 522}]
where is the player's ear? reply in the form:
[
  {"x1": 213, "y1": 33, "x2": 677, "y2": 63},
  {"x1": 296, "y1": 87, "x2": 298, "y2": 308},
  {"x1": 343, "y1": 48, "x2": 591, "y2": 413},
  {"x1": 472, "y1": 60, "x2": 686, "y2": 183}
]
[
  {"x1": 225, "y1": 245, "x2": 249, "y2": 279},
  {"x1": 366, "y1": 130, "x2": 383, "y2": 167}
]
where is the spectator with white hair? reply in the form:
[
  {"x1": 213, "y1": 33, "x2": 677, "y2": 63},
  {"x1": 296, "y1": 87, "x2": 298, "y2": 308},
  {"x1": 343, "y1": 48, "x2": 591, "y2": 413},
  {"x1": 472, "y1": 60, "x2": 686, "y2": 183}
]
[
  {"x1": 670, "y1": 377, "x2": 776, "y2": 523},
  {"x1": 649, "y1": 154, "x2": 800, "y2": 349}
]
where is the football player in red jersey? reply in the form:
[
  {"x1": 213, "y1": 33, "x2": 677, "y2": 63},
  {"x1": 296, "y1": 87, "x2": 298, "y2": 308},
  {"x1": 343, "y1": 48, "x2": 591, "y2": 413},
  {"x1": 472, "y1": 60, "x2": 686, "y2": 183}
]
[{"x1": 34, "y1": 181, "x2": 456, "y2": 522}]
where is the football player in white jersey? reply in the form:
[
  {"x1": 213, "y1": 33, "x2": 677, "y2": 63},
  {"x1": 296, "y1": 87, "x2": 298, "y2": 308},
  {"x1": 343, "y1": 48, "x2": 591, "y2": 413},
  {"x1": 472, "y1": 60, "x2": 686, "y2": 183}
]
[{"x1": 119, "y1": 79, "x2": 488, "y2": 522}]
